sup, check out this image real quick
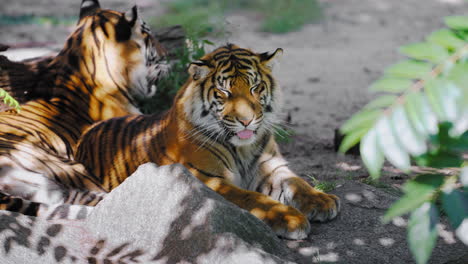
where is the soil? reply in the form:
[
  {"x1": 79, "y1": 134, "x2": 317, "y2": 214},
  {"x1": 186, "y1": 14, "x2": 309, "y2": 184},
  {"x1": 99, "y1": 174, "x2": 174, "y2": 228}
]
[{"x1": 1, "y1": 0, "x2": 467, "y2": 263}]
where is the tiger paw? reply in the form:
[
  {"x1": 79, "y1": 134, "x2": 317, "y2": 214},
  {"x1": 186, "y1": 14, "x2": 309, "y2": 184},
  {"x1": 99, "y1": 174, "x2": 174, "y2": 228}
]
[
  {"x1": 294, "y1": 189, "x2": 341, "y2": 222},
  {"x1": 284, "y1": 178, "x2": 341, "y2": 222},
  {"x1": 250, "y1": 202, "x2": 311, "y2": 240}
]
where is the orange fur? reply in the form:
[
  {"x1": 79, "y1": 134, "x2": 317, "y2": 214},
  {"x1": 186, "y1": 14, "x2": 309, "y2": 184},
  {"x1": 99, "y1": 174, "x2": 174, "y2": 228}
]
[
  {"x1": 76, "y1": 44, "x2": 340, "y2": 239},
  {"x1": 0, "y1": 0, "x2": 166, "y2": 206}
]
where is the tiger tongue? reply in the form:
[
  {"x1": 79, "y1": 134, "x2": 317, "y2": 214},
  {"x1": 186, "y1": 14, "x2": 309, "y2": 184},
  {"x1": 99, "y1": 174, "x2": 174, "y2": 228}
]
[{"x1": 237, "y1": 129, "x2": 254, "y2": 139}]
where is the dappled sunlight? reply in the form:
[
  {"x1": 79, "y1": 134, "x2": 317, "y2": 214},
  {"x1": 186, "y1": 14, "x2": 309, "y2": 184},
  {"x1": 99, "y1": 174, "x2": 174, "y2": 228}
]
[
  {"x1": 318, "y1": 252, "x2": 340, "y2": 262},
  {"x1": 297, "y1": 245, "x2": 319, "y2": 257},
  {"x1": 391, "y1": 216, "x2": 407, "y2": 227},
  {"x1": 345, "y1": 193, "x2": 363, "y2": 203},
  {"x1": 180, "y1": 200, "x2": 214, "y2": 240},
  {"x1": 437, "y1": 223, "x2": 457, "y2": 245},
  {"x1": 436, "y1": 0, "x2": 465, "y2": 4},
  {"x1": 335, "y1": 162, "x2": 362, "y2": 172},
  {"x1": 353, "y1": 238, "x2": 366, "y2": 246},
  {"x1": 378, "y1": 237, "x2": 395, "y2": 247},
  {"x1": 0, "y1": 211, "x2": 147, "y2": 263},
  {"x1": 250, "y1": 208, "x2": 267, "y2": 219}
]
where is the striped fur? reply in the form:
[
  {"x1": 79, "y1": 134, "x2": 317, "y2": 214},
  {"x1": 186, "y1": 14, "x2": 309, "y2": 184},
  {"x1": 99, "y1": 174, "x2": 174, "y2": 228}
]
[
  {"x1": 0, "y1": 55, "x2": 54, "y2": 109},
  {"x1": 75, "y1": 44, "x2": 341, "y2": 239},
  {"x1": 0, "y1": 0, "x2": 167, "y2": 216},
  {"x1": 0, "y1": 191, "x2": 93, "y2": 220}
]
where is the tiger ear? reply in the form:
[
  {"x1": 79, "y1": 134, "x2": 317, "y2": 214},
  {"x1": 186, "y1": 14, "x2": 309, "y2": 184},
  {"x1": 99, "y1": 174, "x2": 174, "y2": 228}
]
[
  {"x1": 258, "y1": 48, "x2": 283, "y2": 70},
  {"x1": 124, "y1": 5, "x2": 139, "y2": 28},
  {"x1": 188, "y1": 61, "x2": 211, "y2": 80},
  {"x1": 79, "y1": 0, "x2": 101, "y2": 20},
  {"x1": 115, "y1": 6, "x2": 139, "y2": 42}
]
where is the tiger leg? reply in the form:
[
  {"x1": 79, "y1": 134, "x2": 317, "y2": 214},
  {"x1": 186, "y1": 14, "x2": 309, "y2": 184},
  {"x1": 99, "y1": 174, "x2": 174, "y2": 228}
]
[
  {"x1": 257, "y1": 148, "x2": 340, "y2": 223},
  {"x1": 0, "y1": 191, "x2": 93, "y2": 220},
  {"x1": 201, "y1": 176, "x2": 310, "y2": 240},
  {"x1": 0, "y1": 165, "x2": 106, "y2": 206}
]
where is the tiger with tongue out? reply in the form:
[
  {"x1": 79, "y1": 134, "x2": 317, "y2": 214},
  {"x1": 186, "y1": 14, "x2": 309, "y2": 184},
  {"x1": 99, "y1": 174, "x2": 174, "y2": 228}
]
[{"x1": 75, "y1": 44, "x2": 340, "y2": 239}]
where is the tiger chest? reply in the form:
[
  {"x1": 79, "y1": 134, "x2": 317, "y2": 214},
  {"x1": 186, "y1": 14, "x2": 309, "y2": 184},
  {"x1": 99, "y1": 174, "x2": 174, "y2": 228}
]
[{"x1": 227, "y1": 150, "x2": 261, "y2": 190}]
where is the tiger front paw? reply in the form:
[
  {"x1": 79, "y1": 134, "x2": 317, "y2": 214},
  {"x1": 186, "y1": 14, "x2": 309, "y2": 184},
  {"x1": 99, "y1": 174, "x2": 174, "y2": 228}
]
[
  {"x1": 284, "y1": 178, "x2": 341, "y2": 222},
  {"x1": 251, "y1": 202, "x2": 311, "y2": 240},
  {"x1": 301, "y1": 191, "x2": 341, "y2": 222}
]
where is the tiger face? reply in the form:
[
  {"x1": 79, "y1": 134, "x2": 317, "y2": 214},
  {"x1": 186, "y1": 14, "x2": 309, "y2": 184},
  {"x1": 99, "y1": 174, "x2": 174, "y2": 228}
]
[
  {"x1": 66, "y1": 0, "x2": 167, "y2": 100},
  {"x1": 184, "y1": 44, "x2": 283, "y2": 146}
]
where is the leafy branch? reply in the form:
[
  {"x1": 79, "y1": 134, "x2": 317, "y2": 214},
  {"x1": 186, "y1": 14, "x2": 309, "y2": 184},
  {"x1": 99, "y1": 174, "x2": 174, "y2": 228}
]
[
  {"x1": 339, "y1": 15, "x2": 468, "y2": 264},
  {"x1": 0, "y1": 88, "x2": 20, "y2": 111}
]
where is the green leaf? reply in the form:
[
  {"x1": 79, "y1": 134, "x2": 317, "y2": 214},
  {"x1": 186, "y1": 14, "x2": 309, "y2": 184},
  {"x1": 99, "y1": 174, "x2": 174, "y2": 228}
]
[
  {"x1": 451, "y1": 109, "x2": 468, "y2": 137},
  {"x1": 425, "y1": 79, "x2": 460, "y2": 122},
  {"x1": 338, "y1": 126, "x2": 369, "y2": 153},
  {"x1": 370, "y1": 78, "x2": 413, "y2": 93},
  {"x1": 202, "y1": 39, "x2": 214, "y2": 45},
  {"x1": 408, "y1": 203, "x2": 439, "y2": 264},
  {"x1": 415, "y1": 151, "x2": 463, "y2": 168},
  {"x1": 442, "y1": 189, "x2": 468, "y2": 229},
  {"x1": 383, "y1": 174, "x2": 444, "y2": 222},
  {"x1": 435, "y1": 123, "x2": 468, "y2": 152},
  {"x1": 446, "y1": 63, "x2": 468, "y2": 135},
  {"x1": 455, "y1": 220, "x2": 468, "y2": 245},
  {"x1": 340, "y1": 109, "x2": 380, "y2": 134},
  {"x1": 400, "y1": 42, "x2": 449, "y2": 63},
  {"x1": 386, "y1": 60, "x2": 433, "y2": 79},
  {"x1": 427, "y1": 29, "x2": 465, "y2": 50},
  {"x1": 405, "y1": 92, "x2": 434, "y2": 136},
  {"x1": 376, "y1": 116, "x2": 411, "y2": 172},
  {"x1": 461, "y1": 167, "x2": 468, "y2": 187},
  {"x1": 0, "y1": 88, "x2": 20, "y2": 111},
  {"x1": 445, "y1": 16, "x2": 468, "y2": 31},
  {"x1": 446, "y1": 62, "x2": 468, "y2": 90},
  {"x1": 360, "y1": 128, "x2": 384, "y2": 179},
  {"x1": 363, "y1": 95, "x2": 397, "y2": 110},
  {"x1": 391, "y1": 105, "x2": 427, "y2": 156}
]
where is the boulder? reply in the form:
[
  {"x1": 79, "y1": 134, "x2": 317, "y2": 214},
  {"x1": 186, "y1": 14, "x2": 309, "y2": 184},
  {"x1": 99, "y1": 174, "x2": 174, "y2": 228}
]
[{"x1": 0, "y1": 163, "x2": 296, "y2": 263}]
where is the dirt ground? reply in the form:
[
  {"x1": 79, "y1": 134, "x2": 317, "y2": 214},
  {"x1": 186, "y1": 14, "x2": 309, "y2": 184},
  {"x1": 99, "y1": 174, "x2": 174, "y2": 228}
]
[{"x1": 1, "y1": 0, "x2": 468, "y2": 263}]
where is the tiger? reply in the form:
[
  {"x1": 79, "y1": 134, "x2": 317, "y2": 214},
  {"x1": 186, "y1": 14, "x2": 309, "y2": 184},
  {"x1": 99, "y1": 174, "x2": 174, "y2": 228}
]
[
  {"x1": 74, "y1": 44, "x2": 341, "y2": 239},
  {"x1": 0, "y1": 0, "x2": 167, "y2": 214}
]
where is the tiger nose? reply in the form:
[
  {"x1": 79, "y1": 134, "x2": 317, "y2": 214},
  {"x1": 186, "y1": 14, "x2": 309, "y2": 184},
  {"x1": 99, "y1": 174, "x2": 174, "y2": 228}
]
[{"x1": 238, "y1": 117, "x2": 253, "y2": 127}]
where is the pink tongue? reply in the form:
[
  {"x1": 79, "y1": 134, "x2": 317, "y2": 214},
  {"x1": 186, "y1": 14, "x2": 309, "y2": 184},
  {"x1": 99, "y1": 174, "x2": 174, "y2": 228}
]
[{"x1": 237, "y1": 130, "x2": 254, "y2": 139}]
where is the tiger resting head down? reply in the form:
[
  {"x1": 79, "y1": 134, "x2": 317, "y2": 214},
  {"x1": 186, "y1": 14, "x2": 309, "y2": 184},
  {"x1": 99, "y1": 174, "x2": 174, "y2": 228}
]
[
  {"x1": 0, "y1": 0, "x2": 168, "y2": 215},
  {"x1": 75, "y1": 44, "x2": 341, "y2": 240}
]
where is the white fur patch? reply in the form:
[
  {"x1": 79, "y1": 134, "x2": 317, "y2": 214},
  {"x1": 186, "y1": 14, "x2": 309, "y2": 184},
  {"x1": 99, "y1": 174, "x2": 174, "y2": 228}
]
[{"x1": 0, "y1": 166, "x2": 66, "y2": 205}]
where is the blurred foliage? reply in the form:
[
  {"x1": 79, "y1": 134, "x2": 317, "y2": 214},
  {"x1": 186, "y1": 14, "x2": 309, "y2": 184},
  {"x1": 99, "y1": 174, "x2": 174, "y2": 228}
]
[
  {"x1": 138, "y1": 38, "x2": 211, "y2": 114},
  {"x1": 150, "y1": 0, "x2": 224, "y2": 38},
  {"x1": 307, "y1": 175, "x2": 337, "y2": 192},
  {"x1": 339, "y1": 15, "x2": 468, "y2": 264},
  {"x1": 0, "y1": 15, "x2": 76, "y2": 26},
  {"x1": 0, "y1": 88, "x2": 20, "y2": 111},
  {"x1": 255, "y1": 0, "x2": 322, "y2": 33},
  {"x1": 274, "y1": 127, "x2": 295, "y2": 143},
  {"x1": 151, "y1": 0, "x2": 322, "y2": 37}
]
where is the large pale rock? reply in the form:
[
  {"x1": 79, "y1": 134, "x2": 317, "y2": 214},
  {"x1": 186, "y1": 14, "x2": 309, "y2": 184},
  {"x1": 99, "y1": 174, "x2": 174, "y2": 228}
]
[{"x1": 0, "y1": 163, "x2": 296, "y2": 263}]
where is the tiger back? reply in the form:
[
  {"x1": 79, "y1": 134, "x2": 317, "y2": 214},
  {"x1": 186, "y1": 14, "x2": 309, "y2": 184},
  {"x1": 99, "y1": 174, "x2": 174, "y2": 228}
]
[
  {"x1": 75, "y1": 44, "x2": 340, "y2": 239},
  {"x1": 0, "y1": 0, "x2": 167, "y2": 203}
]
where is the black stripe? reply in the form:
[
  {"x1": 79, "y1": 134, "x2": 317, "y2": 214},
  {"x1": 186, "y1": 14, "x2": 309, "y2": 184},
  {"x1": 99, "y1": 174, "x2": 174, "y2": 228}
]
[
  {"x1": 8, "y1": 197, "x2": 23, "y2": 212},
  {"x1": 24, "y1": 201, "x2": 41, "y2": 216}
]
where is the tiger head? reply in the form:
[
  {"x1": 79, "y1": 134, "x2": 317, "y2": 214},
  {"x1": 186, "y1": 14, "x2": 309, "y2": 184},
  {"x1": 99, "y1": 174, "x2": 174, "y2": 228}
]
[
  {"x1": 58, "y1": 0, "x2": 167, "y2": 100},
  {"x1": 181, "y1": 44, "x2": 283, "y2": 147}
]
